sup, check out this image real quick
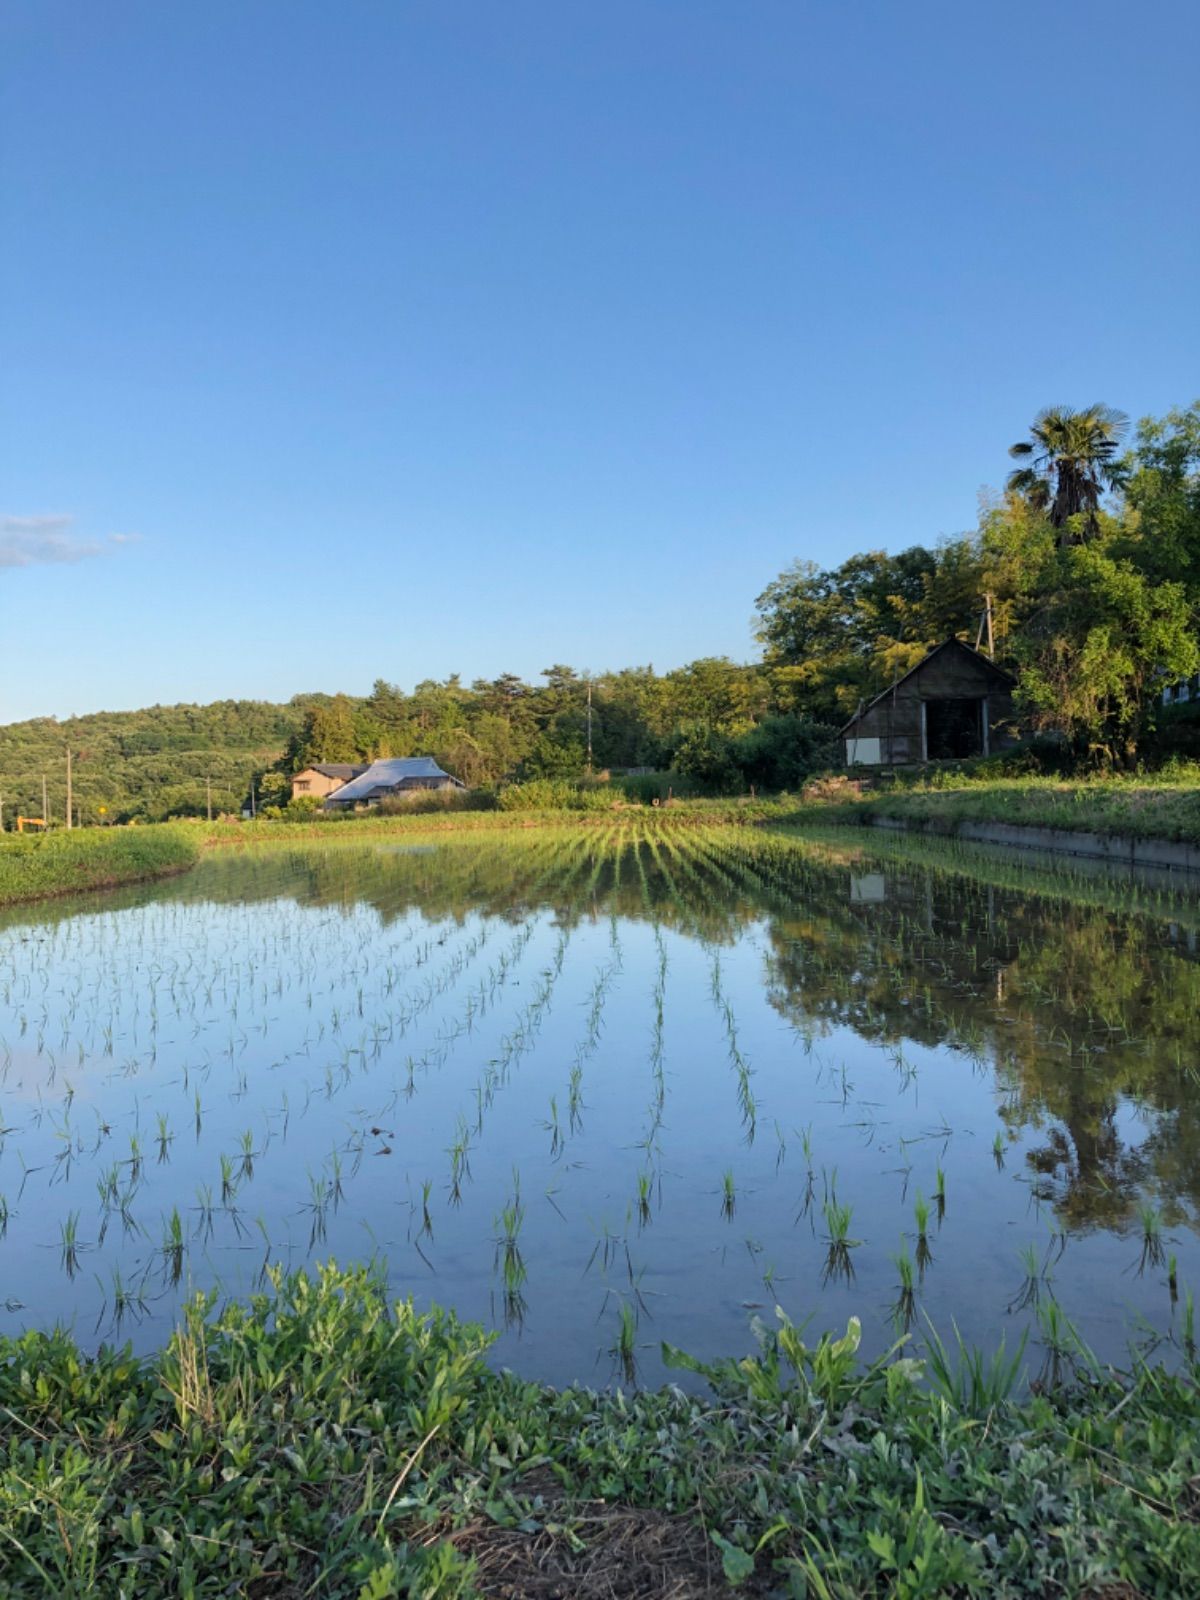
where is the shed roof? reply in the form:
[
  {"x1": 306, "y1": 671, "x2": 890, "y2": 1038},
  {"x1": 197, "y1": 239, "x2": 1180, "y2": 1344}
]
[
  {"x1": 840, "y1": 638, "x2": 1016, "y2": 734},
  {"x1": 325, "y1": 757, "x2": 463, "y2": 803}
]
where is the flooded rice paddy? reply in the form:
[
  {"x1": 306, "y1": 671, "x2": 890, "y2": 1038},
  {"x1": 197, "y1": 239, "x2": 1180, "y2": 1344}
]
[{"x1": 4, "y1": 820, "x2": 1200, "y2": 1388}]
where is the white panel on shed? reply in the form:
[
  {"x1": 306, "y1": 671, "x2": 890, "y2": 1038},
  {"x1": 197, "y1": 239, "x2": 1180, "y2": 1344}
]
[
  {"x1": 850, "y1": 873, "x2": 887, "y2": 903},
  {"x1": 845, "y1": 737, "x2": 882, "y2": 765}
]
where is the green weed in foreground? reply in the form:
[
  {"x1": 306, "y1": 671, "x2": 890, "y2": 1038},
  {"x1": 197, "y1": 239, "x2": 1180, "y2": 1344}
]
[{"x1": 3, "y1": 1263, "x2": 1197, "y2": 1598}]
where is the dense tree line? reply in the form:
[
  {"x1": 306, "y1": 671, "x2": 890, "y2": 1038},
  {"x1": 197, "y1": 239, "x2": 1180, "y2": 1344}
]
[
  {"x1": 755, "y1": 403, "x2": 1200, "y2": 761},
  {"x1": 2, "y1": 402, "x2": 1195, "y2": 824}
]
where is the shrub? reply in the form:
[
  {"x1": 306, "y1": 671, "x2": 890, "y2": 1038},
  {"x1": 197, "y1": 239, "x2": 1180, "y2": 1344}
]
[
  {"x1": 283, "y1": 794, "x2": 323, "y2": 820},
  {"x1": 614, "y1": 772, "x2": 699, "y2": 804},
  {"x1": 497, "y1": 778, "x2": 616, "y2": 811},
  {"x1": 731, "y1": 714, "x2": 841, "y2": 791},
  {"x1": 670, "y1": 728, "x2": 742, "y2": 794},
  {"x1": 378, "y1": 788, "x2": 497, "y2": 815}
]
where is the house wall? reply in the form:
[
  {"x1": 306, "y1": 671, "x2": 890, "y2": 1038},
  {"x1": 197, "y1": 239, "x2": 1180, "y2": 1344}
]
[
  {"x1": 291, "y1": 769, "x2": 349, "y2": 799},
  {"x1": 1163, "y1": 673, "x2": 1200, "y2": 706},
  {"x1": 844, "y1": 654, "x2": 1017, "y2": 766}
]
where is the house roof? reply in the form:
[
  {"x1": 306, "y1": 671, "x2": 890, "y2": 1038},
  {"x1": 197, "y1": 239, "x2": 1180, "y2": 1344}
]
[
  {"x1": 840, "y1": 638, "x2": 1016, "y2": 735},
  {"x1": 301, "y1": 764, "x2": 368, "y2": 780},
  {"x1": 324, "y1": 757, "x2": 463, "y2": 803}
]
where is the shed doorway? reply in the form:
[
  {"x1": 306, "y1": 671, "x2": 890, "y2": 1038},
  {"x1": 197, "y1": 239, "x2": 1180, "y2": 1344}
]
[{"x1": 924, "y1": 697, "x2": 984, "y2": 760}]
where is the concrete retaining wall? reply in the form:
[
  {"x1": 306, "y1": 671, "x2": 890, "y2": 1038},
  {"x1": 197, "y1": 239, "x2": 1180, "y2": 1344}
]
[{"x1": 867, "y1": 814, "x2": 1200, "y2": 873}]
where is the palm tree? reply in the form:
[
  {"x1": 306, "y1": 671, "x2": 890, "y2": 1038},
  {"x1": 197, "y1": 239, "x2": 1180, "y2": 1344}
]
[{"x1": 1007, "y1": 404, "x2": 1129, "y2": 543}]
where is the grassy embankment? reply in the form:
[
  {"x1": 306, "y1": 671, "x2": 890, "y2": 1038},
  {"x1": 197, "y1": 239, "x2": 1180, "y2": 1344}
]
[
  {"x1": 1, "y1": 1263, "x2": 1195, "y2": 1599},
  {"x1": 806, "y1": 767, "x2": 1200, "y2": 847},
  {"x1": 0, "y1": 824, "x2": 200, "y2": 907}
]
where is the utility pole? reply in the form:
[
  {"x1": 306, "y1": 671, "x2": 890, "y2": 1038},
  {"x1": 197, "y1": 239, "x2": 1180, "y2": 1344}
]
[
  {"x1": 0, "y1": 794, "x2": 4, "y2": 832},
  {"x1": 975, "y1": 592, "x2": 995, "y2": 659},
  {"x1": 206, "y1": 776, "x2": 213, "y2": 822},
  {"x1": 65, "y1": 748, "x2": 73, "y2": 830},
  {"x1": 585, "y1": 679, "x2": 593, "y2": 774},
  {"x1": 42, "y1": 774, "x2": 48, "y2": 826},
  {"x1": 250, "y1": 776, "x2": 257, "y2": 818}
]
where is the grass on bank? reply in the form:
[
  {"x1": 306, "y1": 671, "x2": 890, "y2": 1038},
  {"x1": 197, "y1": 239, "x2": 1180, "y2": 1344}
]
[
  {"x1": 0, "y1": 825, "x2": 199, "y2": 907},
  {"x1": 805, "y1": 764, "x2": 1200, "y2": 847},
  {"x1": 1, "y1": 1262, "x2": 1197, "y2": 1599}
]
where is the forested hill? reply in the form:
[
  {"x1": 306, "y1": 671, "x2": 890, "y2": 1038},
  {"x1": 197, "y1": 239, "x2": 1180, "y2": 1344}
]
[{"x1": 0, "y1": 698, "x2": 314, "y2": 824}]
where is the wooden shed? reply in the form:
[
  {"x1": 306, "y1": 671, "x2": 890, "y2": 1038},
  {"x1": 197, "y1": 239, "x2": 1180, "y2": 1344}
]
[{"x1": 841, "y1": 638, "x2": 1017, "y2": 767}]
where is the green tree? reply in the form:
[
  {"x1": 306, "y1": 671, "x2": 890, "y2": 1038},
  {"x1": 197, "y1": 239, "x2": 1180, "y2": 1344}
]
[
  {"x1": 1120, "y1": 402, "x2": 1200, "y2": 592},
  {"x1": 296, "y1": 695, "x2": 360, "y2": 765},
  {"x1": 1007, "y1": 404, "x2": 1129, "y2": 544},
  {"x1": 671, "y1": 726, "x2": 740, "y2": 793},
  {"x1": 1014, "y1": 540, "x2": 1198, "y2": 762}
]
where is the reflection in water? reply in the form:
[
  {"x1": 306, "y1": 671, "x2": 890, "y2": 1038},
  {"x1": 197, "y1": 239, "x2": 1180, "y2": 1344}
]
[
  {"x1": 760, "y1": 830, "x2": 1200, "y2": 1234},
  {"x1": 2, "y1": 821, "x2": 1199, "y2": 1385}
]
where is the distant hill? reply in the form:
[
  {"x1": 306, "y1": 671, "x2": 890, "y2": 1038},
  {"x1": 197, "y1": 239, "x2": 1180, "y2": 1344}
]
[{"x1": 0, "y1": 697, "x2": 319, "y2": 823}]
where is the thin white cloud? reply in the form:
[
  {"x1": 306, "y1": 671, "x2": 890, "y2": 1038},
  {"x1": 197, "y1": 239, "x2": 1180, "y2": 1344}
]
[{"x1": 1, "y1": 514, "x2": 140, "y2": 569}]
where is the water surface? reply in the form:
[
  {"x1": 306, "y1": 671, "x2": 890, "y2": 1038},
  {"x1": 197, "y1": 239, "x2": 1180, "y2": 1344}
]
[{"x1": 4, "y1": 823, "x2": 1199, "y2": 1386}]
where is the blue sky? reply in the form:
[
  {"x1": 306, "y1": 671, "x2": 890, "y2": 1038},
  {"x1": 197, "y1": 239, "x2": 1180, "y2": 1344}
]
[{"x1": 2, "y1": 1, "x2": 1197, "y2": 722}]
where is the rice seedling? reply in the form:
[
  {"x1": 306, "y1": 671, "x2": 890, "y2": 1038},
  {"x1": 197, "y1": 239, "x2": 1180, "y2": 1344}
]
[
  {"x1": 567, "y1": 1062, "x2": 584, "y2": 1132},
  {"x1": 237, "y1": 1128, "x2": 256, "y2": 1181},
  {"x1": 59, "y1": 1211, "x2": 83, "y2": 1278},
  {"x1": 1009, "y1": 1241, "x2": 1052, "y2": 1313},
  {"x1": 635, "y1": 1169, "x2": 654, "y2": 1228},
  {"x1": 822, "y1": 1197, "x2": 859, "y2": 1285},
  {"x1": 721, "y1": 1169, "x2": 736, "y2": 1220},
  {"x1": 193, "y1": 1184, "x2": 217, "y2": 1241},
  {"x1": 992, "y1": 1131, "x2": 1005, "y2": 1168},
  {"x1": 934, "y1": 1165, "x2": 946, "y2": 1221},
  {"x1": 162, "y1": 1207, "x2": 186, "y2": 1285},
  {"x1": 102, "y1": 1264, "x2": 147, "y2": 1330},
  {"x1": 493, "y1": 1179, "x2": 527, "y2": 1328},
  {"x1": 542, "y1": 1095, "x2": 563, "y2": 1157},
  {"x1": 447, "y1": 1120, "x2": 472, "y2": 1203},
  {"x1": 611, "y1": 1297, "x2": 638, "y2": 1386},
  {"x1": 913, "y1": 1192, "x2": 933, "y2": 1277},
  {"x1": 890, "y1": 1240, "x2": 916, "y2": 1330},
  {"x1": 1137, "y1": 1201, "x2": 1166, "y2": 1272}
]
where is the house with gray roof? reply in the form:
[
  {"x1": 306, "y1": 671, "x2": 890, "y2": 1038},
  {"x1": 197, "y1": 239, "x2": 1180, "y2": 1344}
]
[
  {"x1": 290, "y1": 763, "x2": 368, "y2": 801},
  {"x1": 322, "y1": 757, "x2": 465, "y2": 809}
]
